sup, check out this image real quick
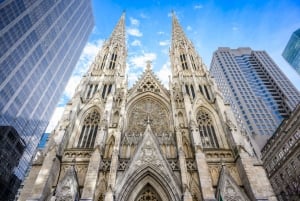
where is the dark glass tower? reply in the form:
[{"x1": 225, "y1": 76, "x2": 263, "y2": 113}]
[
  {"x1": 0, "y1": 0, "x2": 94, "y2": 199},
  {"x1": 282, "y1": 28, "x2": 300, "y2": 75},
  {"x1": 210, "y1": 47, "x2": 300, "y2": 149}
]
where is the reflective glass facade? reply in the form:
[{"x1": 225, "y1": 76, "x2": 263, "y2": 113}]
[
  {"x1": 0, "y1": 0, "x2": 94, "y2": 195},
  {"x1": 210, "y1": 47, "x2": 300, "y2": 148},
  {"x1": 282, "y1": 28, "x2": 300, "y2": 75}
]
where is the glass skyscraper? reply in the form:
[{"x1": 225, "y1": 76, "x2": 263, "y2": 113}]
[
  {"x1": 210, "y1": 47, "x2": 300, "y2": 149},
  {"x1": 0, "y1": 0, "x2": 94, "y2": 199},
  {"x1": 282, "y1": 28, "x2": 300, "y2": 75}
]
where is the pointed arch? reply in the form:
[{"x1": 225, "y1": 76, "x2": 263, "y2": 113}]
[
  {"x1": 182, "y1": 136, "x2": 193, "y2": 158},
  {"x1": 100, "y1": 48, "x2": 109, "y2": 69},
  {"x1": 178, "y1": 111, "x2": 185, "y2": 127},
  {"x1": 74, "y1": 108, "x2": 100, "y2": 148},
  {"x1": 112, "y1": 110, "x2": 119, "y2": 127},
  {"x1": 136, "y1": 184, "x2": 162, "y2": 201},
  {"x1": 104, "y1": 135, "x2": 115, "y2": 159},
  {"x1": 179, "y1": 47, "x2": 188, "y2": 70},
  {"x1": 116, "y1": 167, "x2": 181, "y2": 201},
  {"x1": 196, "y1": 108, "x2": 219, "y2": 148},
  {"x1": 108, "y1": 47, "x2": 118, "y2": 69}
]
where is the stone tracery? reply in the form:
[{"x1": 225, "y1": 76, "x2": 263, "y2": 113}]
[{"x1": 127, "y1": 98, "x2": 170, "y2": 134}]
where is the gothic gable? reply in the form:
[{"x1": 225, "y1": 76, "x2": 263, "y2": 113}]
[
  {"x1": 115, "y1": 124, "x2": 181, "y2": 201},
  {"x1": 127, "y1": 61, "x2": 170, "y2": 100},
  {"x1": 55, "y1": 165, "x2": 80, "y2": 201},
  {"x1": 216, "y1": 166, "x2": 250, "y2": 201}
]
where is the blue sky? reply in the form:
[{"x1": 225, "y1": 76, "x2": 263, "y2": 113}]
[{"x1": 46, "y1": 0, "x2": 300, "y2": 132}]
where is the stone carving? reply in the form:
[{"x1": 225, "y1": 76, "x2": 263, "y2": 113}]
[
  {"x1": 135, "y1": 140, "x2": 163, "y2": 169},
  {"x1": 127, "y1": 98, "x2": 170, "y2": 134},
  {"x1": 223, "y1": 181, "x2": 243, "y2": 201},
  {"x1": 186, "y1": 159, "x2": 197, "y2": 171},
  {"x1": 136, "y1": 186, "x2": 161, "y2": 201},
  {"x1": 55, "y1": 166, "x2": 79, "y2": 201},
  {"x1": 216, "y1": 167, "x2": 250, "y2": 201}
]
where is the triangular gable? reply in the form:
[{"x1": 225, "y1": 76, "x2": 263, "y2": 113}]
[
  {"x1": 55, "y1": 165, "x2": 80, "y2": 201},
  {"x1": 128, "y1": 61, "x2": 169, "y2": 98},
  {"x1": 115, "y1": 124, "x2": 181, "y2": 201},
  {"x1": 216, "y1": 166, "x2": 250, "y2": 201}
]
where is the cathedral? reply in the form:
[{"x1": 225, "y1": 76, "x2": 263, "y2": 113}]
[{"x1": 19, "y1": 13, "x2": 277, "y2": 201}]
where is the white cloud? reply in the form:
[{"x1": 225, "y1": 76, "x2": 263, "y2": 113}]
[
  {"x1": 127, "y1": 28, "x2": 143, "y2": 37},
  {"x1": 232, "y1": 26, "x2": 239, "y2": 31},
  {"x1": 157, "y1": 61, "x2": 171, "y2": 89},
  {"x1": 168, "y1": 12, "x2": 172, "y2": 17},
  {"x1": 127, "y1": 71, "x2": 140, "y2": 86},
  {"x1": 64, "y1": 76, "x2": 82, "y2": 98},
  {"x1": 130, "y1": 17, "x2": 140, "y2": 26},
  {"x1": 159, "y1": 40, "x2": 169, "y2": 46},
  {"x1": 194, "y1": 4, "x2": 203, "y2": 9},
  {"x1": 129, "y1": 52, "x2": 157, "y2": 69},
  {"x1": 187, "y1": 26, "x2": 192, "y2": 31},
  {"x1": 131, "y1": 39, "x2": 142, "y2": 46},
  {"x1": 157, "y1": 31, "x2": 165, "y2": 35},
  {"x1": 46, "y1": 39, "x2": 104, "y2": 133},
  {"x1": 63, "y1": 39, "x2": 104, "y2": 99},
  {"x1": 45, "y1": 106, "x2": 64, "y2": 133},
  {"x1": 140, "y1": 13, "x2": 148, "y2": 19}
]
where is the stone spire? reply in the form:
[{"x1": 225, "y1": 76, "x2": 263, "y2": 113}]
[
  {"x1": 89, "y1": 12, "x2": 127, "y2": 76},
  {"x1": 109, "y1": 11, "x2": 126, "y2": 46},
  {"x1": 170, "y1": 12, "x2": 206, "y2": 77},
  {"x1": 171, "y1": 12, "x2": 188, "y2": 46}
]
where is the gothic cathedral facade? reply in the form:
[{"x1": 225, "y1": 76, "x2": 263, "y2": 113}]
[{"x1": 19, "y1": 13, "x2": 277, "y2": 201}]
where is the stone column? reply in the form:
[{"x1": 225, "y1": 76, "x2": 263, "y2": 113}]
[
  {"x1": 195, "y1": 146, "x2": 215, "y2": 201},
  {"x1": 237, "y1": 150, "x2": 277, "y2": 201},
  {"x1": 105, "y1": 130, "x2": 121, "y2": 201},
  {"x1": 27, "y1": 148, "x2": 60, "y2": 201},
  {"x1": 27, "y1": 128, "x2": 67, "y2": 201},
  {"x1": 80, "y1": 147, "x2": 102, "y2": 201}
]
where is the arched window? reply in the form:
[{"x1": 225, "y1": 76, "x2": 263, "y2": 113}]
[
  {"x1": 197, "y1": 110, "x2": 219, "y2": 148},
  {"x1": 102, "y1": 84, "x2": 112, "y2": 99},
  {"x1": 179, "y1": 48, "x2": 188, "y2": 70},
  {"x1": 100, "y1": 54, "x2": 107, "y2": 69},
  {"x1": 190, "y1": 55, "x2": 196, "y2": 70},
  {"x1": 77, "y1": 110, "x2": 100, "y2": 148},
  {"x1": 109, "y1": 48, "x2": 118, "y2": 69},
  {"x1": 86, "y1": 84, "x2": 98, "y2": 99}
]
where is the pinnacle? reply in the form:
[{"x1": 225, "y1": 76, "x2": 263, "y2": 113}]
[
  {"x1": 110, "y1": 12, "x2": 126, "y2": 44},
  {"x1": 171, "y1": 12, "x2": 187, "y2": 44}
]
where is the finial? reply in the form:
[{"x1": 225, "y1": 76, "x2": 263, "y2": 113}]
[
  {"x1": 144, "y1": 114, "x2": 152, "y2": 125},
  {"x1": 146, "y1": 60, "x2": 152, "y2": 71}
]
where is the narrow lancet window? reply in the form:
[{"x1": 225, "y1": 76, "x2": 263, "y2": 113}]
[
  {"x1": 101, "y1": 54, "x2": 107, "y2": 69},
  {"x1": 197, "y1": 110, "x2": 219, "y2": 148},
  {"x1": 77, "y1": 110, "x2": 100, "y2": 148},
  {"x1": 180, "y1": 54, "x2": 188, "y2": 70},
  {"x1": 190, "y1": 85, "x2": 195, "y2": 99}
]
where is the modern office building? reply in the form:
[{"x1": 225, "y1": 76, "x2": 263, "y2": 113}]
[
  {"x1": 0, "y1": 126, "x2": 25, "y2": 201},
  {"x1": 282, "y1": 28, "x2": 300, "y2": 75},
  {"x1": 261, "y1": 103, "x2": 300, "y2": 201},
  {"x1": 210, "y1": 47, "x2": 300, "y2": 149},
  {"x1": 0, "y1": 0, "x2": 94, "y2": 199}
]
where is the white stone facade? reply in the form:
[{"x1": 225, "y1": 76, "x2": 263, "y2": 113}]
[{"x1": 18, "y1": 13, "x2": 276, "y2": 201}]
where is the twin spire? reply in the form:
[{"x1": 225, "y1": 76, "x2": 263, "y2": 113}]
[{"x1": 108, "y1": 11, "x2": 188, "y2": 49}]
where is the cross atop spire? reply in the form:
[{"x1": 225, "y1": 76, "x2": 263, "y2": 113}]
[{"x1": 146, "y1": 60, "x2": 152, "y2": 71}]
